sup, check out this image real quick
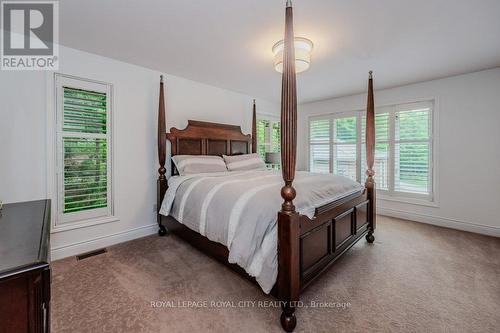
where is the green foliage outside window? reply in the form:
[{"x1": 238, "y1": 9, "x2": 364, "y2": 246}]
[
  {"x1": 256, "y1": 118, "x2": 281, "y2": 165},
  {"x1": 271, "y1": 122, "x2": 280, "y2": 153},
  {"x1": 334, "y1": 117, "x2": 356, "y2": 143},
  {"x1": 256, "y1": 119, "x2": 269, "y2": 160},
  {"x1": 63, "y1": 87, "x2": 108, "y2": 213}
]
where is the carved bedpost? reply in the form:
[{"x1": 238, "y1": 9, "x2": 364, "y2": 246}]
[
  {"x1": 252, "y1": 99, "x2": 257, "y2": 153},
  {"x1": 157, "y1": 75, "x2": 168, "y2": 236},
  {"x1": 365, "y1": 71, "x2": 376, "y2": 243},
  {"x1": 277, "y1": 1, "x2": 300, "y2": 331}
]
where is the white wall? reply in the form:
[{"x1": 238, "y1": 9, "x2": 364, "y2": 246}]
[
  {"x1": 297, "y1": 68, "x2": 500, "y2": 237},
  {"x1": 0, "y1": 46, "x2": 279, "y2": 259}
]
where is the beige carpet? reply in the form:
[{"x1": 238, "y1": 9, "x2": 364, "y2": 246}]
[{"x1": 51, "y1": 216, "x2": 500, "y2": 333}]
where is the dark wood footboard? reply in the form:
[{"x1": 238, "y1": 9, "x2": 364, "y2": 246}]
[
  {"x1": 298, "y1": 190, "x2": 371, "y2": 289},
  {"x1": 159, "y1": 188, "x2": 374, "y2": 297}
]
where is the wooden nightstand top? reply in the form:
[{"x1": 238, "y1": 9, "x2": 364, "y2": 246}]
[{"x1": 0, "y1": 200, "x2": 50, "y2": 280}]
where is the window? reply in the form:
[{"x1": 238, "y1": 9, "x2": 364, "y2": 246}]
[
  {"x1": 394, "y1": 107, "x2": 431, "y2": 194},
  {"x1": 256, "y1": 115, "x2": 280, "y2": 165},
  {"x1": 308, "y1": 101, "x2": 434, "y2": 201},
  {"x1": 55, "y1": 75, "x2": 113, "y2": 225}
]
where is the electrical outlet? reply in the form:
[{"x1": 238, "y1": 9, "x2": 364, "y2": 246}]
[{"x1": 153, "y1": 204, "x2": 157, "y2": 212}]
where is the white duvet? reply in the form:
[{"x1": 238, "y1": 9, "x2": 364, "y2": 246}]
[{"x1": 160, "y1": 169, "x2": 363, "y2": 293}]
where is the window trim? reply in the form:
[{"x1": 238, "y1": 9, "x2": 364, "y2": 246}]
[
  {"x1": 48, "y1": 73, "x2": 117, "y2": 233},
  {"x1": 307, "y1": 99, "x2": 438, "y2": 205}
]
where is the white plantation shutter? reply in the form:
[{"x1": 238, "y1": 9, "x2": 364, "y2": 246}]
[
  {"x1": 308, "y1": 101, "x2": 433, "y2": 201},
  {"x1": 333, "y1": 117, "x2": 357, "y2": 180},
  {"x1": 309, "y1": 118, "x2": 331, "y2": 173},
  {"x1": 310, "y1": 145, "x2": 330, "y2": 173},
  {"x1": 63, "y1": 137, "x2": 107, "y2": 213},
  {"x1": 63, "y1": 88, "x2": 107, "y2": 133},
  {"x1": 56, "y1": 75, "x2": 113, "y2": 224},
  {"x1": 394, "y1": 104, "x2": 431, "y2": 194}
]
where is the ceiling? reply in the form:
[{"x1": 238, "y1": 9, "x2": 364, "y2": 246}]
[{"x1": 60, "y1": 0, "x2": 500, "y2": 103}]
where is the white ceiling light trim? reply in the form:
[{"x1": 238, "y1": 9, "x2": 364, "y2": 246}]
[{"x1": 272, "y1": 37, "x2": 313, "y2": 73}]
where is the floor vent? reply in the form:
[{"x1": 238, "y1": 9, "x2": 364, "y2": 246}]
[{"x1": 76, "y1": 248, "x2": 107, "y2": 261}]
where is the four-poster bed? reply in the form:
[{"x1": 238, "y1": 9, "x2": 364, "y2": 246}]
[{"x1": 156, "y1": 2, "x2": 376, "y2": 331}]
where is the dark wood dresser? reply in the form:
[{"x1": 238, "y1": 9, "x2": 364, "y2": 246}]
[{"x1": 0, "y1": 200, "x2": 51, "y2": 333}]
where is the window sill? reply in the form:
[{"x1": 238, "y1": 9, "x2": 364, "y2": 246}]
[
  {"x1": 52, "y1": 216, "x2": 120, "y2": 233},
  {"x1": 377, "y1": 194, "x2": 438, "y2": 208}
]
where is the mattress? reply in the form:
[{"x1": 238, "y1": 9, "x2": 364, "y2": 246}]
[{"x1": 160, "y1": 169, "x2": 364, "y2": 293}]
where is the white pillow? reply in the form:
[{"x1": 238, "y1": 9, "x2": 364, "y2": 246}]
[
  {"x1": 223, "y1": 153, "x2": 266, "y2": 171},
  {"x1": 172, "y1": 155, "x2": 227, "y2": 175}
]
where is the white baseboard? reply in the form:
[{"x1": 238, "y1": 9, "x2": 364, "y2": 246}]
[
  {"x1": 378, "y1": 207, "x2": 500, "y2": 237},
  {"x1": 51, "y1": 223, "x2": 158, "y2": 260}
]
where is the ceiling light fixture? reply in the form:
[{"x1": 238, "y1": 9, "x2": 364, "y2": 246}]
[{"x1": 272, "y1": 37, "x2": 313, "y2": 73}]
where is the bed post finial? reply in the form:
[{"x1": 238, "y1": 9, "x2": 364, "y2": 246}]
[
  {"x1": 365, "y1": 71, "x2": 376, "y2": 243},
  {"x1": 157, "y1": 75, "x2": 167, "y2": 236},
  {"x1": 278, "y1": 2, "x2": 300, "y2": 332},
  {"x1": 252, "y1": 99, "x2": 257, "y2": 153}
]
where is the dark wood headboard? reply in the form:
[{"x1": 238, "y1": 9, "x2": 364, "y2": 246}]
[
  {"x1": 156, "y1": 75, "x2": 257, "y2": 215},
  {"x1": 166, "y1": 120, "x2": 252, "y2": 174}
]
